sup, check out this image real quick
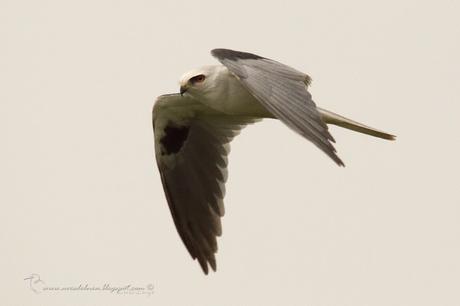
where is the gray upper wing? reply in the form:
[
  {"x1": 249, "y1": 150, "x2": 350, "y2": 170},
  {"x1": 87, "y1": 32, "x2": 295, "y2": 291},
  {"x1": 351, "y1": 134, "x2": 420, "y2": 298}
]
[
  {"x1": 153, "y1": 94, "x2": 257, "y2": 274},
  {"x1": 211, "y1": 48, "x2": 344, "y2": 166}
]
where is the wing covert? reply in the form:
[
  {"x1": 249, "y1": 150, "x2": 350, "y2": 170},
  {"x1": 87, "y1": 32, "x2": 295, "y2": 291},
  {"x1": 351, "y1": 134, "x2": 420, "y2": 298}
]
[{"x1": 211, "y1": 48, "x2": 344, "y2": 166}]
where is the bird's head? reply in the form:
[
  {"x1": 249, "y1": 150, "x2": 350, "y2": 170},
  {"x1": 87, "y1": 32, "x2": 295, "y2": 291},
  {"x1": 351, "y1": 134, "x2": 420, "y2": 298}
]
[{"x1": 179, "y1": 66, "x2": 220, "y2": 98}]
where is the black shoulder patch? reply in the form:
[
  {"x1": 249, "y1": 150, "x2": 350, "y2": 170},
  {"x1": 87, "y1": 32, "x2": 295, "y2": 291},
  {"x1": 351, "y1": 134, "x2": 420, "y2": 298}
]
[
  {"x1": 160, "y1": 123, "x2": 190, "y2": 155},
  {"x1": 211, "y1": 48, "x2": 265, "y2": 61}
]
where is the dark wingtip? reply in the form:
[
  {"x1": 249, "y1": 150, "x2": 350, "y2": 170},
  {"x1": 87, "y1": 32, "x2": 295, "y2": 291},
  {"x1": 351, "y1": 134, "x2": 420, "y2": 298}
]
[
  {"x1": 211, "y1": 48, "x2": 264, "y2": 61},
  {"x1": 197, "y1": 255, "x2": 217, "y2": 275},
  {"x1": 335, "y1": 156, "x2": 346, "y2": 167},
  {"x1": 210, "y1": 259, "x2": 217, "y2": 272},
  {"x1": 198, "y1": 258, "x2": 209, "y2": 275},
  {"x1": 210, "y1": 48, "x2": 222, "y2": 56},
  {"x1": 325, "y1": 136, "x2": 345, "y2": 167}
]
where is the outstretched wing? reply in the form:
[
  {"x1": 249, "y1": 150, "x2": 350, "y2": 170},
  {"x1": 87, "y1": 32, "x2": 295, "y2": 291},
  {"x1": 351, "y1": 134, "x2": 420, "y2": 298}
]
[
  {"x1": 211, "y1": 48, "x2": 344, "y2": 166},
  {"x1": 153, "y1": 94, "x2": 257, "y2": 274}
]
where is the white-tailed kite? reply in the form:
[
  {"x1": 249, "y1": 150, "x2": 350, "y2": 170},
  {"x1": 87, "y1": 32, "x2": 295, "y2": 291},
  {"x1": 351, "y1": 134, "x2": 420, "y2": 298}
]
[{"x1": 152, "y1": 49, "x2": 395, "y2": 274}]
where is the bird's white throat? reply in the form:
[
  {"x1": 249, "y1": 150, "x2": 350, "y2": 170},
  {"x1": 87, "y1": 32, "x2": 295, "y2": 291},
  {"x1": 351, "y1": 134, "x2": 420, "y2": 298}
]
[{"x1": 187, "y1": 65, "x2": 271, "y2": 117}]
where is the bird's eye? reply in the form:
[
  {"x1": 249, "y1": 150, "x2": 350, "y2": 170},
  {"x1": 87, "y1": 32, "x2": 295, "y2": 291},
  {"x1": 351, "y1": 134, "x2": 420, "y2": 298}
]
[{"x1": 190, "y1": 74, "x2": 206, "y2": 84}]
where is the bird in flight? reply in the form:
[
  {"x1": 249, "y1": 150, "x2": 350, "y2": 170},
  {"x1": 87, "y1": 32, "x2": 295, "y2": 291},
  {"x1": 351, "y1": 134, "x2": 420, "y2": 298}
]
[{"x1": 152, "y1": 49, "x2": 395, "y2": 274}]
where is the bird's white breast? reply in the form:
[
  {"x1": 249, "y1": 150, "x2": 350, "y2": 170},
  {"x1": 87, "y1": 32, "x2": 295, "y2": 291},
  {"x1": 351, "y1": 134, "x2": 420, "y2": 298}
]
[{"x1": 200, "y1": 66, "x2": 272, "y2": 118}]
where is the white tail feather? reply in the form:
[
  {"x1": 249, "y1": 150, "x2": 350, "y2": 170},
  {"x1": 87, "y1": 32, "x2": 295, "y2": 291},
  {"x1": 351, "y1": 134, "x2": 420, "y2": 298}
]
[{"x1": 317, "y1": 107, "x2": 395, "y2": 140}]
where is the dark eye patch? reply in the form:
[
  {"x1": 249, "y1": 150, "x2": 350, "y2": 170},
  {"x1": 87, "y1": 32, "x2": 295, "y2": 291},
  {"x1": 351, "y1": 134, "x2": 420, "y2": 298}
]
[{"x1": 189, "y1": 74, "x2": 205, "y2": 84}]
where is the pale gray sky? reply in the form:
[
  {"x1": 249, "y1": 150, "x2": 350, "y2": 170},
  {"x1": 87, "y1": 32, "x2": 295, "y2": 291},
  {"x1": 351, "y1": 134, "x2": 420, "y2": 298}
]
[{"x1": 1, "y1": 0, "x2": 460, "y2": 305}]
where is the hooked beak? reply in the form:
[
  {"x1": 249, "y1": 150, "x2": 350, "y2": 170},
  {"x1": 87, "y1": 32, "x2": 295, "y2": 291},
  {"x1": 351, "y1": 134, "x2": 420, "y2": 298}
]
[{"x1": 180, "y1": 85, "x2": 188, "y2": 96}]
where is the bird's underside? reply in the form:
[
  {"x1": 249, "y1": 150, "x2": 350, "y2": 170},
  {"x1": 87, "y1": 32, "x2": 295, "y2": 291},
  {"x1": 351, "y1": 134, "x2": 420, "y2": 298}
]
[{"x1": 152, "y1": 48, "x2": 395, "y2": 274}]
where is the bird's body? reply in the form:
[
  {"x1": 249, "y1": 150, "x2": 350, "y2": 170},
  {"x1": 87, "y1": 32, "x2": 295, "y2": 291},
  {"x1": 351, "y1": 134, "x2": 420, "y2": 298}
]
[
  {"x1": 152, "y1": 49, "x2": 395, "y2": 274},
  {"x1": 180, "y1": 65, "x2": 272, "y2": 117}
]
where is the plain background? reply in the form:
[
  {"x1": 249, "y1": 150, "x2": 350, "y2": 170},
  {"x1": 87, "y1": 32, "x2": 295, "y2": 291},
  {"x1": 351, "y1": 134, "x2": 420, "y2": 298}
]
[{"x1": 1, "y1": 0, "x2": 460, "y2": 305}]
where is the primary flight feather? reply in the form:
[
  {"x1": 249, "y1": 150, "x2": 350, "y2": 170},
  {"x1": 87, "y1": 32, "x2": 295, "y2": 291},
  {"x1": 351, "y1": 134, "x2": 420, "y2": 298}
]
[{"x1": 152, "y1": 48, "x2": 395, "y2": 274}]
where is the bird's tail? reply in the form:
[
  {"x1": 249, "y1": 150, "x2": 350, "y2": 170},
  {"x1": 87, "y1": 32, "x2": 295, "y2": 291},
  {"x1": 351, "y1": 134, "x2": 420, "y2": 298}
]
[{"x1": 317, "y1": 107, "x2": 396, "y2": 140}]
